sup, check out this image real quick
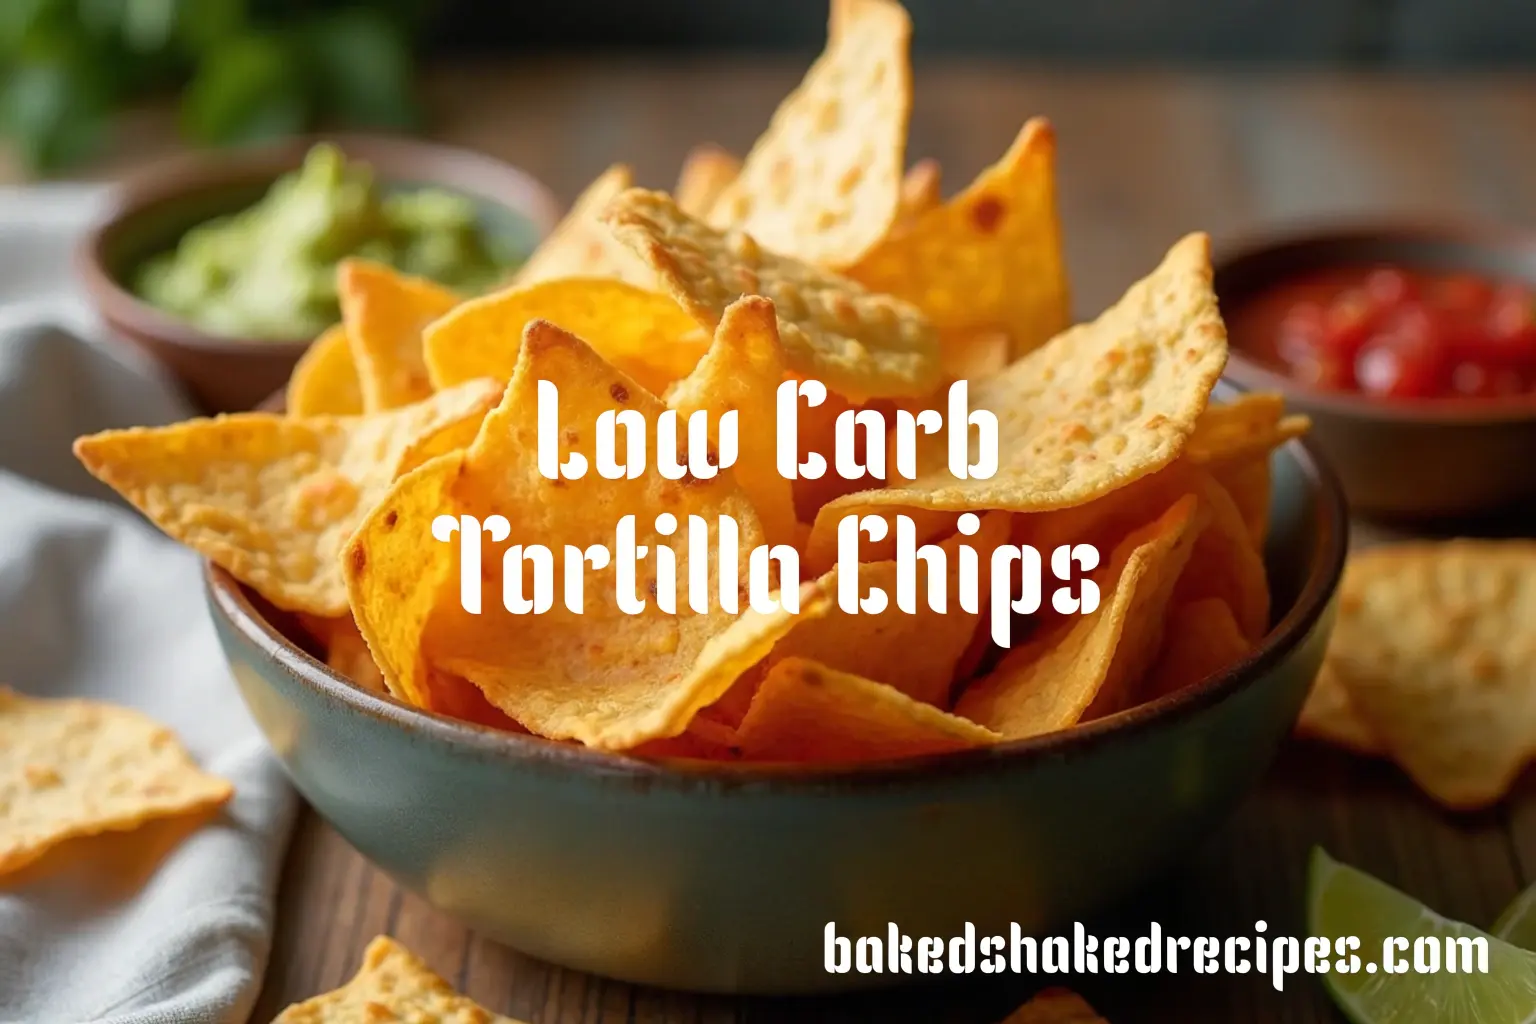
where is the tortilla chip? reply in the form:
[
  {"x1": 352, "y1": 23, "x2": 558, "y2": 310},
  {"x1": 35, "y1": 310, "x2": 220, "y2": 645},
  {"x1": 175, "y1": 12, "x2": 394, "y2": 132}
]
[
  {"x1": 663, "y1": 296, "x2": 798, "y2": 549},
  {"x1": 287, "y1": 324, "x2": 362, "y2": 417},
  {"x1": 605, "y1": 188, "x2": 940, "y2": 401},
  {"x1": 771, "y1": 512, "x2": 1011, "y2": 707},
  {"x1": 807, "y1": 232, "x2": 1226, "y2": 565},
  {"x1": 897, "y1": 158, "x2": 942, "y2": 223},
  {"x1": 956, "y1": 496, "x2": 1202, "y2": 737},
  {"x1": 1215, "y1": 455, "x2": 1272, "y2": 548},
  {"x1": 73, "y1": 380, "x2": 501, "y2": 616},
  {"x1": 1173, "y1": 471, "x2": 1270, "y2": 642},
  {"x1": 1002, "y1": 988, "x2": 1109, "y2": 1023},
  {"x1": 705, "y1": 0, "x2": 911, "y2": 267},
  {"x1": 1324, "y1": 541, "x2": 1536, "y2": 809},
  {"x1": 942, "y1": 328, "x2": 1012, "y2": 381},
  {"x1": 312, "y1": 615, "x2": 388, "y2": 695},
  {"x1": 0, "y1": 688, "x2": 232, "y2": 876},
  {"x1": 425, "y1": 277, "x2": 708, "y2": 399},
  {"x1": 1296, "y1": 662, "x2": 1382, "y2": 756},
  {"x1": 271, "y1": 935, "x2": 522, "y2": 1023},
  {"x1": 849, "y1": 119, "x2": 1069, "y2": 360},
  {"x1": 1143, "y1": 597, "x2": 1251, "y2": 700},
  {"x1": 675, "y1": 144, "x2": 741, "y2": 217},
  {"x1": 347, "y1": 320, "x2": 830, "y2": 748},
  {"x1": 1186, "y1": 391, "x2": 1309, "y2": 470},
  {"x1": 513, "y1": 164, "x2": 653, "y2": 288},
  {"x1": 736, "y1": 658, "x2": 999, "y2": 763},
  {"x1": 338, "y1": 259, "x2": 460, "y2": 411}
]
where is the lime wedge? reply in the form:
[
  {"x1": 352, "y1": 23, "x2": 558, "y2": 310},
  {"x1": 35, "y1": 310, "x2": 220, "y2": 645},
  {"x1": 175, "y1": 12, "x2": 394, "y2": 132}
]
[
  {"x1": 1308, "y1": 847, "x2": 1536, "y2": 1023},
  {"x1": 1496, "y1": 884, "x2": 1536, "y2": 953}
]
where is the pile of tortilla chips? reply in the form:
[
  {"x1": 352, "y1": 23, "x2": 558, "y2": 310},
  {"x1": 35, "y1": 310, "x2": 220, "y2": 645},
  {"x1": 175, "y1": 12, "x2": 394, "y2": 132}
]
[
  {"x1": 74, "y1": 0, "x2": 1306, "y2": 763},
  {"x1": 275, "y1": 936, "x2": 1108, "y2": 1022},
  {"x1": 1297, "y1": 540, "x2": 1536, "y2": 810},
  {"x1": 0, "y1": 688, "x2": 231, "y2": 878}
]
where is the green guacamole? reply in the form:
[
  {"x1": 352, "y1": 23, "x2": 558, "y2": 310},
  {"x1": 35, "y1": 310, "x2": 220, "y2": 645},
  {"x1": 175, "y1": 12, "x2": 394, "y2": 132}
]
[{"x1": 135, "y1": 144, "x2": 515, "y2": 340}]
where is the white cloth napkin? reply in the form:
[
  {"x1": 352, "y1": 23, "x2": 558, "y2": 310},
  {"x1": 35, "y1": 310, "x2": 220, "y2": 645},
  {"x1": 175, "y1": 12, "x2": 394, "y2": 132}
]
[{"x1": 0, "y1": 188, "x2": 298, "y2": 1024}]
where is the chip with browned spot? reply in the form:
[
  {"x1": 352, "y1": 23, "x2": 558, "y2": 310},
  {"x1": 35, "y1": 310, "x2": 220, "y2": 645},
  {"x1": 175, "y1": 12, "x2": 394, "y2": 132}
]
[{"x1": 849, "y1": 119, "x2": 1069, "y2": 361}]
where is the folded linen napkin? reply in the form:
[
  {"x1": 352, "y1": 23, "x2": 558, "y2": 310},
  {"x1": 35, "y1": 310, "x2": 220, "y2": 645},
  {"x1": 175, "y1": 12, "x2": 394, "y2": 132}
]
[{"x1": 0, "y1": 189, "x2": 298, "y2": 1024}]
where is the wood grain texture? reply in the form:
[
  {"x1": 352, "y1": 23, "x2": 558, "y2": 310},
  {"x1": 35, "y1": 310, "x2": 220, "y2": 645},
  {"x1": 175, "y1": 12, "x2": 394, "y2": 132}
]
[{"x1": 50, "y1": 61, "x2": 1535, "y2": 1024}]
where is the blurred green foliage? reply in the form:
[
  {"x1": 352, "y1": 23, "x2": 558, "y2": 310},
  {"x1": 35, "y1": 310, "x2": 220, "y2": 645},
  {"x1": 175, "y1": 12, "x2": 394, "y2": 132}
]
[{"x1": 0, "y1": 0, "x2": 427, "y2": 173}]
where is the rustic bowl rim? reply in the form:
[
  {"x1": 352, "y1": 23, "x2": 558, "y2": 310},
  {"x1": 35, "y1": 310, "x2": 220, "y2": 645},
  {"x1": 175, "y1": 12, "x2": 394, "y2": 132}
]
[
  {"x1": 74, "y1": 132, "x2": 563, "y2": 357},
  {"x1": 1216, "y1": 219, "x2": 1536, "y2": 426},
  {"x1": 205, "y1": 407, "x2": 1348, "y2": 791}
]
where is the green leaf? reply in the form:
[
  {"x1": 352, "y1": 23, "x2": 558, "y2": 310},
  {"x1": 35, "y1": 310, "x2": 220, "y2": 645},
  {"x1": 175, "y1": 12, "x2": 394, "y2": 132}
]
[
  {"x1": 180, "y1": 32, "x2": 307, "y2": 145},
  {"x1": 301, "y1": 8, "x2": 418, "y2": 131},
  {"x1": 0, "y1": 56, "x2": 108, "y2": 172}
]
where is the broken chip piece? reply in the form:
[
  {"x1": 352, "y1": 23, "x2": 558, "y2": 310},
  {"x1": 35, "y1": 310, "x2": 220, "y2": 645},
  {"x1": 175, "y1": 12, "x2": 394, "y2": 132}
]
[{"x1": 0, "y1": 688, "x2": 232, "y2": 877}]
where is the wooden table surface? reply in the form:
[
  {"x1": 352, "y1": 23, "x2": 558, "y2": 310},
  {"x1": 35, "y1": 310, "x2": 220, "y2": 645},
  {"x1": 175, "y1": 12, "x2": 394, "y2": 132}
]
[{"x1": 50, "y1": 59, "x2": 1536, "y2": 1023}]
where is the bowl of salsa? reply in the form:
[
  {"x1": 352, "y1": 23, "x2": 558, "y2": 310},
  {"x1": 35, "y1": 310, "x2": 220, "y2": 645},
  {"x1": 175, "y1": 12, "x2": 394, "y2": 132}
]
[
  {"x1": 1217, "y1": 224, "x2": 1536, "y2": 520},
  {"x1": 78, "y1": 135, "x2": 559, "y2": 412}
]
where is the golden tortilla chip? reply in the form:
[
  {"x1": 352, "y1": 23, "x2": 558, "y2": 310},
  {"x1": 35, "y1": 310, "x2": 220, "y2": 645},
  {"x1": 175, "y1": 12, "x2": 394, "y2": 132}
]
[
  {"x1": 705, "y1": 0, "x2": 911, "y2": 267},
  {"x1": 736, "y1": 658, "x2": 999, "y2": 763},
  {"x1": 0, "y1": 688, "x2": 232, "y2": 876},
  {"x1": 73, "y1": 380, "x2": 501, "y2": 616},
  {"x1": 1186, "y1": 391, "x2": 1309, "y2": 471},
  {"x1": 1173, "y1": 471, "x2": 1270, "y2": 642},
  {"x1": 956, "y1": 496, "x2": 1202, "y2": 737},
  {"x1": 1296, "y1": 662, "x2": 1382, "y2": 756},
  {"x1": 675, "y1": 144, "x2": 741, "y2": 217},
  {"x1": 338, "y1": 259, "x2": 460, "y2": 411},
  {"x1": 771, "y1": 511, "x2": 1011, "y2": 707},
  {"x1": 303, "y1": 614, "x2": 388, "y2": 695},
  {"x1": 941, "y1": 327, "x2": 1012, "y2": 381},
  {"x1": 1002, "y1": 988, "x2": 1109, "y2": 1023},
  {"x1": 605, "y1": 188, "x2": 940, "y2": 401},
  {"x1": 664, "y1": 296, "x2": 798, "y2": 549},
  {"x1": 347, "y1": 320, "x2": 831, "y2": 748},
  {"x1": 1215, "y1": 455, "x2": 1272, "y2": 548},
  {"x1": 897, "y1": 157, "x2": 943, "y2": 223},
  {"x1": 287, "y1": 324, "x2": 362, "y2": 417},
  {"x1": 513, "y1": 164, "x2": 653, "y2": 288},
  {"x1": 1324, "y1": 541, "x2": 1536, "y2": 809},
  {"x1": 271, "y1": 935, "x2": 523, "y2": 1023},
  {"x1": 425, "y1": 277, "x2": 708, "y2": 399},
  {"x1": 1143, "y1": 597, "x2": 1251, "y2": 700},
  {"x1": 849, "y1": 119, "x2": 1069, "y2": 360},
  {"x1": 807, "y1": 232, "x2": 1226, "y2": 566}
]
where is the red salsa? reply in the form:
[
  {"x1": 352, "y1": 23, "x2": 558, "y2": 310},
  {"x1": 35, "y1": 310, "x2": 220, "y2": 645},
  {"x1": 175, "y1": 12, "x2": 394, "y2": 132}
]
[{"x1": 1229, "y1": 266, "x2": 1536, "y2": 400}]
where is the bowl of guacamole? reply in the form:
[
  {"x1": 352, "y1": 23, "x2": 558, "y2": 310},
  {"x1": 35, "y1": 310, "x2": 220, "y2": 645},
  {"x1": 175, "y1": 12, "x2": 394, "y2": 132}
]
[{"x1": 79, "y1": 135, "x2": 559, "y2": 410}]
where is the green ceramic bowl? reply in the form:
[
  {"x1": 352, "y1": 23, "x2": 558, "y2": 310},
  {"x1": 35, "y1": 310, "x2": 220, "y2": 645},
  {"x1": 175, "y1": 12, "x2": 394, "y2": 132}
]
[{"x1": 205, "y1": 389, "x2": 1347, "y2": 995}]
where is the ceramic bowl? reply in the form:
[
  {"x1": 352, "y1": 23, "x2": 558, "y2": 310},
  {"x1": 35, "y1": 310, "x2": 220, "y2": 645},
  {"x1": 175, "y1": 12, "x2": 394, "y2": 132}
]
[
  {"x1": 1216, "y1": 224, "x2": 1536, "y2": 522},
  {"x1": 204, "y1": 391, "x2": 1347, "y2": 994},
  {"x1": 76, "y1": 134, "x2": 559, "y2": 413}
]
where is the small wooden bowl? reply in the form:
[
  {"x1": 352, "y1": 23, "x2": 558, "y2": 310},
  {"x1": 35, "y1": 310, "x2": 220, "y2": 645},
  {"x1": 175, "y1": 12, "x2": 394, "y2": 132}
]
[
  {"x1": 76, "y1": 134, "x2": 560, "y2": 413},
  {"x1": 1215, "y1": 223, "x2": 1536, "y2": 524}
]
